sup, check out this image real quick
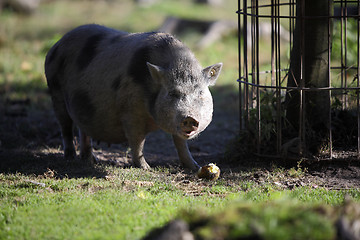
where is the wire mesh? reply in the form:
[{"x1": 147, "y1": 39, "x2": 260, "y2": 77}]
[{"x1": 237, "y1": 0, "x2": 360, "y2": 160}]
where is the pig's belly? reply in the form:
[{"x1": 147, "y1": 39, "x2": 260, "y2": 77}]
[
  {"x1": 65, "y1": 90, "x2": 129, "y2": 143},
  {"x1": 90, "y1": 125, "x2": 127, "y2": 144},
  {"x1": 74, "y1": 114, "x2": 128, "y2": 144}
]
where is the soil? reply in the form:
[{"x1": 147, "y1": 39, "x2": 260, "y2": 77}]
[{"x1": 0, "y1": 87, "x2": 359, "y2": 189}]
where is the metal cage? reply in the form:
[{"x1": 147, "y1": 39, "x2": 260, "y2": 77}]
[{"x1": 237, "y1": 0, "x2": 360, "y2": 160}]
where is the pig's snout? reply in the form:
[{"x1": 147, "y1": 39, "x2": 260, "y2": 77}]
[{"x1": 180, "y1": 116, "x2": 199, "y2": 138}]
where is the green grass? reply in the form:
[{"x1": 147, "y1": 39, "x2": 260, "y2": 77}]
[
  {"x1": 1, "y1": 168, "x2": 359, "y2": 239},
  {"x1": 0, "y1": 170, "x2": 227, "y2": 239},
  {"x1": 1, "y1": 185, "x2": 217, "y2": 239}
]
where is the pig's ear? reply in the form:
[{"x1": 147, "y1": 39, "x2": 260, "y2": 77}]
[
  {"x1": 147, "y1": 62, "x2": 165, "y2": 84},
  {"x1": 202, "y1": 63, "x2": 222, "y2": 86}
]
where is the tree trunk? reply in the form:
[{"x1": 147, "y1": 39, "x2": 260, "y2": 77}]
[{"x1": 286, "y1": 0, "x2": 333, "y2": 154}]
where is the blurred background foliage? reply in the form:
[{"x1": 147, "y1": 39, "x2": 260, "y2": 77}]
[{"x1": 0, "y1": 0, "x2": 238, "y2": 102}]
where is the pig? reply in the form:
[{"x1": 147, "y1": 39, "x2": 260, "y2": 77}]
[{"x1": 44, "y1": 24, "x2": 222, "y2": 171}]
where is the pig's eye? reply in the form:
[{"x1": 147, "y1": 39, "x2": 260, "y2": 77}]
[{"x1": 168, "y1": 91, "x2": 181, "y2": 99}]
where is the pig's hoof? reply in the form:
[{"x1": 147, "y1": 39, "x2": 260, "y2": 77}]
[
  {"x1": 139, "y1": 163, "x2": 151, "y2": 170},
  {"x1": 134, "y1": 160, "x2": 151, "y2": 170},
  {"x1": 182, "y1": 161, "x2": 200, "y2": 172},
  {"x1": 64, "y1": 149, "x2": 76, "y2": 161},
  {"x1": 81, "y1": 153, "x2": 98, "y2": 165}
]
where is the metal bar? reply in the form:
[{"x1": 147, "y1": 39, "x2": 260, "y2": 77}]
[
  {"x1": 271, "y1": 0, "x2": 278, "y2": 153},
  {"x1": 328, "y1": 0, "x2": 333, "y2": 159},
  {"x1": 289, "y1": 0, "x2": 293, "y2": 52},
  {"x1": 243, "y1": 0, "x2": 249, "y2": 130},
  {"x1": 334, "y1": 0, "x2": 359, "y2": 2},
  {"x1": 344, "y1": 0, "x2": 349, "y2": 109},
  {"x1": 357, "y1": 0, "x2": 360, "y2": 159},
  {"x1": 299, "y1": 0, "x2": 306, "y2": 156},
  {"x1": 242, "y1": 1, "x2": 360, "y2": 10},
  {"x1": 251, "y1": 0, "x2": 256, "y2": 112},
  {"x1": 276, "y1": 0, "x2": 282, "y2": 155},
  {"x1": 238, "y1": 0, "x2": 243, "y2": 131},
  {"x1": 271, "y1": 0, "x2": 276, "y2": 87},
  {"x1": 255, "y1": 0, "x2": 261, "y2": 154},
  {"x1": 245, "y1": 66, "x2": 358, "y2": 76},
  {"x1": 341, "y1": 0, "x2": 345, "y2": 109},
  {"x1": 237, "y1": 11, "x2": 360, "y2": 20},
  {"x1": 250, "y1": 0, "x2": 255, "y2": 140},
  {"x1": 331, "y1": 66, "x2": 359, "y2": 70},
  {"x1": 237, "y1": 80, "x2": 360, "y2": 91},
  {"x1": 244, "y1": 2, "x2": 294, "y2": 9}
]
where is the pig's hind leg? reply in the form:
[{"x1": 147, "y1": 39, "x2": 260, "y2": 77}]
[
  {"x1": 79, "y1": 130, "x2": 98, "y2": 165},
  {"x1": 51, "y1": 95, "x2": 76, "y2": 161}
]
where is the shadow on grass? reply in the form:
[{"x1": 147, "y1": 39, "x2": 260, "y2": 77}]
[
  {"x1": 0, "y1": 149, "x2": 108, "y2": 179},
  {"x1": 0, "y1": 90, "x2": 108, "y2": 178}
]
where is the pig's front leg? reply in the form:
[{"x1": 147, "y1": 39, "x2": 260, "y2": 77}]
[
  {"x1": 172, "y1": 135, "x2": 200, "y2": 171},
  {"x1": 127, "y1": 135, "x2": 151, "y2": 170},
  {"x1": 124, "y1": 116, "x2": 151, "y2": 169}
]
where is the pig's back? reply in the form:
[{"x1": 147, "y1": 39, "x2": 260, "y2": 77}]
[{"x1": 44, "y1": 24, "x2": 191, "y2": 143}]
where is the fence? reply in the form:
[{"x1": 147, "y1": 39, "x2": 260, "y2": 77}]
[{"x1": 237, "y1": 0, "x2": 360, "y2": 160}]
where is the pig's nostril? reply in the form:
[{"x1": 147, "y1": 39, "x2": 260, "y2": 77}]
[{"x1": 182, "y1": 117, "x2": 199, "y2": 129}]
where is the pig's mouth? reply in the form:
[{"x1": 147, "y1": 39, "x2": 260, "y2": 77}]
[
  {"x1": 181, "y1": 130, "x2": 197, "y2": 139},
  {"x1": 178, "y1": 116, "x2": 200, "y2": 139}
]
